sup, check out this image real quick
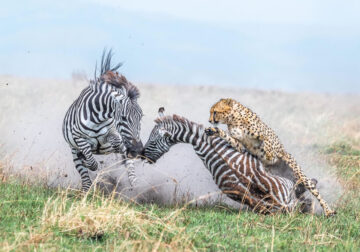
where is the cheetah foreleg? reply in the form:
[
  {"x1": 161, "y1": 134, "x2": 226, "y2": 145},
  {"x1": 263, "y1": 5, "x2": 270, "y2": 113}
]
[{"x1": 205, "y1": 127, "x2": 246, "y2": 153}]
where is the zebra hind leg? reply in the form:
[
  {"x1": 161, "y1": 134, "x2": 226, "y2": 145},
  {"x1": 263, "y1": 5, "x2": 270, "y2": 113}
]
[{"x1": 72, "y1": 148, "x2": 92, "y2": 191}]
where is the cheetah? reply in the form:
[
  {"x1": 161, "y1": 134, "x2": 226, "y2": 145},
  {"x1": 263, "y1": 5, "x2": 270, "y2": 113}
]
[{"x1": 205, "y1": 98, "x2": 336, "y2": 217}]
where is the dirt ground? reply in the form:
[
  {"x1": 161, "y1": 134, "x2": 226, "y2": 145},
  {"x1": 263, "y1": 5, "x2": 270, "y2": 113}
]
[{"x1": 1, "y1": 75, "x2": 359, "y2": 209}]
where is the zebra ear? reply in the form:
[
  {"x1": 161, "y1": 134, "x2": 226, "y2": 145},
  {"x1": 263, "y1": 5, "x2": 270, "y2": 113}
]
[
  {"x1": 159, "y1": 128, "x2": 171, "y2": 138},
  {"x1": 158, "y1": 107, "x2": 165, "y2": 117}
]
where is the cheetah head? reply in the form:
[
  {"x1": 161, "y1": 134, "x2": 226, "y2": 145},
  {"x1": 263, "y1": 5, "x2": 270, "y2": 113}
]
[{"x1": 209, "y1": 98, "x2": 234, "y2": 125}]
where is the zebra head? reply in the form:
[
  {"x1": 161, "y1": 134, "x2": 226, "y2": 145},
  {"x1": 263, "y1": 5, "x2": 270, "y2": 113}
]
[
  {"x1": 142, "y1": 107, "x2": 176, "y2": 163},
  {"x1": 105, "y1": 75, "x2": 143, "y2": 158},
  {"x1": 117, "y1": 85, "x2": 143, "y2": 158},
  {"x1": 97, "y1": 50, "x2": 144, "y2": 158}
]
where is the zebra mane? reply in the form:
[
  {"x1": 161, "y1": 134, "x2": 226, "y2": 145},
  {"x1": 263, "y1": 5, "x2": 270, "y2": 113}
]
[
  {"x1": 95, "y1": 49, "x2": 123, "y2": 79},
  {"x1": 127, "y1": 82, "x2": 140, "y2": 100},
  {"x1": 154, "y1": 114, "x2": 204, "y2": 130},
  {"x1": 154, "y1": 114, "x2": 235, "y2": 150},
  {"x1": 100, "y1": 71, "x2": 140, "y2": 99},
  {"x1": 92, "y1": 49, "x2": 140, "y2": 100}
]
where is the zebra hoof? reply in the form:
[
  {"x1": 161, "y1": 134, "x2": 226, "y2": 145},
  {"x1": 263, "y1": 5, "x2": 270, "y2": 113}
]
[
  {"x1": 88, "y1": 162, "x2": 99, "y2": 171},
  {"x1": 81, "y1": 185, "x2": 92, "y2": 192},
  {"x1": 311, "y1": 178, "x2": 318, "y2": 186}
]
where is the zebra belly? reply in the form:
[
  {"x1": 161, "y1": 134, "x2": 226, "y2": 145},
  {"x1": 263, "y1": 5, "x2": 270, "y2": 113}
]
[
  {"x1": 89, "y1": 133, "x2": 118, "y2": 155},
  {"x1": 196, "y1": 142, "x2": 296, "y2": 212},
  {"x1": 80, "y1": 118, "x2": 115, "y2": 139}
]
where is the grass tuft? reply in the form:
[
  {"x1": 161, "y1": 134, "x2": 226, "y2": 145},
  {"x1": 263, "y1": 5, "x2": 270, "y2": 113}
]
[
  {"x1": 323, "y1": 141, "x2": 360, "y2": 190},
  {"x1": 0, "y1": 160, "x2": 5, "y2": 182},
  {"x1": 40, "y1": 189, "x2": 194, "y2": 250}
]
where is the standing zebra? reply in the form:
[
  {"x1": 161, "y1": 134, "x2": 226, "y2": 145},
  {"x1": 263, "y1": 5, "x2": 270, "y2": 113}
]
[
  {"x1": 142, "y1": 109, "x2": 316, "y2": 214},
  {"x1": 62, "y1": 50, "x2": 143, "y2": 191}
]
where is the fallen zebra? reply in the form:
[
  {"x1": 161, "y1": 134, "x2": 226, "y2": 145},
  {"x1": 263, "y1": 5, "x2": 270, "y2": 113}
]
[{"x1": 142, "y1": 108, "x2": 316, "y2": 214}]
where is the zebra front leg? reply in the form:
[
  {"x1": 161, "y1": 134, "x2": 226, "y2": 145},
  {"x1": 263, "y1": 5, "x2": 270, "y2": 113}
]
[
  {"x1": 71, "y1": 148, "x2": 92, "y2": 191},
  {"x1": 109, "y1": 130, "x2": 137, "y2": 187},
  {"x1": 106, "y1": 128, "x2": 127, "y2": 154},
  {"x1": 121, "y1": 153, "x2": 137, "y2": 187}
]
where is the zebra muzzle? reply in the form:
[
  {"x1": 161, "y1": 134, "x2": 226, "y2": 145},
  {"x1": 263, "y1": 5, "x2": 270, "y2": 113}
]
[{"x1": 126, "y1": 140, "x2": 144, "y2": 159}]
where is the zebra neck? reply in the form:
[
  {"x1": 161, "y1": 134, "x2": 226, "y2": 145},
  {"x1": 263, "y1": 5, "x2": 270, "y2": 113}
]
[
  {"x1": 170, "y1": 122, "x2": 204, "y2": 146},
  {"x1": 92, "y1": 84, "x2": 117, "y2": 119}
]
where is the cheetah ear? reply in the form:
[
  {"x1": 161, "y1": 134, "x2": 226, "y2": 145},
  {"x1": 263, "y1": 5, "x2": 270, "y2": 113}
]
[
  {"x1": 223, "y1": 104, "x2": 232, "y2": 112},
  {"x1": 217, "y1": 99, "x2": 232, "y2": 112},
  {"x1": 224, "y1": 98, "x2": 234, "y2": 106},
  {"x1": 159, "y1": 127, "x2": 172, "y2": 138}
]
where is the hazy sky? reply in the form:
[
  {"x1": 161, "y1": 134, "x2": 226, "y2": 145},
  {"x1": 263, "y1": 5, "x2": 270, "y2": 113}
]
[{"x1": 1, "y1": 0, "x2": 359, "y2": 92}]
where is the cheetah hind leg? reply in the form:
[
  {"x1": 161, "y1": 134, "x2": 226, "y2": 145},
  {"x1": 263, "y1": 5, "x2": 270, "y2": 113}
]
[
  {"x1": 295, "y1": 178, "x2": 318, "y2": 198},
  {"x1": 284, "y1": 153, "x2": 336, "y2": 217},
  {"x1": 302, "y1": 176, "x2": 336, "y2": 216},
  {"x1": 261, "y1": 140, "x2": 280, "y2": 166}
]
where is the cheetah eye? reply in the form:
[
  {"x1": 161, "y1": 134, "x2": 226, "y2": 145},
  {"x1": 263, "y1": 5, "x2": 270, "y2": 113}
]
[{"x1": 213, "y1": 111, "x2": 217, "y2": 117}]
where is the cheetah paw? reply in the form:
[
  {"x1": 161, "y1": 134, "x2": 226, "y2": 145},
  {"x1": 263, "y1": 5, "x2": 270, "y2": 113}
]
[
  {"x1": 325, "y1": 210, "x2": 337, "y2": 217},
  {"x1": 239, "y1": 147, "x2": 247, "y2": 154},
  {"x1": 205, "y1": 127, "x2": 220, "y2": 136}
]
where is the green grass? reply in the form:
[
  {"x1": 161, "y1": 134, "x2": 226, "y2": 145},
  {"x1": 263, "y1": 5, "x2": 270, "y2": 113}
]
[
  {"x1": 0, "y1": 183, "x2": 53, "y2": 243},
  {"x1": 1, "y1": 141, "x2": 359, "y2": 251}
]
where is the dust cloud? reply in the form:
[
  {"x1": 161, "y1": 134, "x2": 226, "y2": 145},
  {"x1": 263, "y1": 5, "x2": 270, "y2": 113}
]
[{"x1": 1, "y1": 75, "x2": 358, "y2": 211}]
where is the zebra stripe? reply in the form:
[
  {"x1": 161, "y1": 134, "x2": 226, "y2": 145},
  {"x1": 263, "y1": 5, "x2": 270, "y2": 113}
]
[
  {"x1": 143, "y1": 114, "x2": 314, "y2": 214},
  {"x1": 62, "y1": 50, "x2": 143, "y2": 191}
]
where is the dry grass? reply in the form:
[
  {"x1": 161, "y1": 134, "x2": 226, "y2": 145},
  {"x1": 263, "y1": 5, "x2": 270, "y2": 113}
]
[
  {"x1": 0, "y1": 156, "x2": 51, "y2": 188},
  {"x1": 329, "y1": 155, "x2": 360, "y2": 190},
  {"x1": 9, "y1": 188, "x2": 194, "y2": 251},
  {"x1": 0, "y1": 185, "x2": 194, "y2": 251},
  {"x1": 1, "y1": 232, "x2": 51, "y2": 251},
  {"x1": 0, "y1": 159, "x2": 5, "y2": 183},
  {"x1": 0, "y1": 159, "x2": 194, "y2": 251},
  {"x1": 323, "y1": 141, "x2": 360, "y2": 190}
]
